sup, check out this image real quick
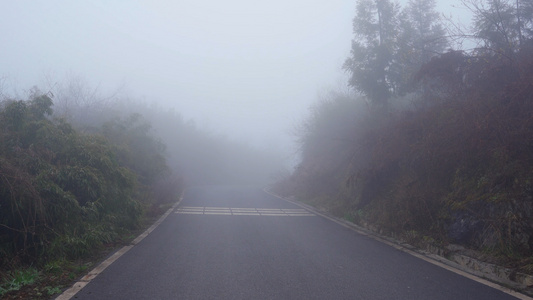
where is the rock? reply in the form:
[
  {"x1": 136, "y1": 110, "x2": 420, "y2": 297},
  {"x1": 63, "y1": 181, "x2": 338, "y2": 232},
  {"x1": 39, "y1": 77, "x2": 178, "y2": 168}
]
[{"x1": 447, "y1": 211, "x2": 482, "y2": 244}]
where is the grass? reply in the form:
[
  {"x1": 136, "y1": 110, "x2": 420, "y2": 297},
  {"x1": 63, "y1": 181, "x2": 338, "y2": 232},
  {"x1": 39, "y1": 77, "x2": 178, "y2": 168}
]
[
  {"x1": 0, "y1": 198, "x2": 178, "y2": 299},
  {"x1": 0, "y1": 268, "x2": 39, "y2": 296},
  {"x1": 0, "y1": 260, "x2": 95, "y2": 299}
]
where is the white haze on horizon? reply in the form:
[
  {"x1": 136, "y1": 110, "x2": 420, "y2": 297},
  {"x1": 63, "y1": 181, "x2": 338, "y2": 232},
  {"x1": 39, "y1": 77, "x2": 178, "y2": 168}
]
[{"x1": 1, "y1": 0, "x2": 472, "y2": 159}]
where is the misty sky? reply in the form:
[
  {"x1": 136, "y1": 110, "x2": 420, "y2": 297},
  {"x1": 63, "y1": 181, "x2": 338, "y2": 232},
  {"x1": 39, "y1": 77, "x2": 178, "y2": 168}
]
[{"x1": 1, "y1": 0, "x2": 470, "y2": 151}]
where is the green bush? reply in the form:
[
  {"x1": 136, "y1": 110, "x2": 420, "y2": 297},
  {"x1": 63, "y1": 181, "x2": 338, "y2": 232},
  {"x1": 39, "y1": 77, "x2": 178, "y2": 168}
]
[{"x1": 0, "y1": 93, "x2": 145, "y2": 266}]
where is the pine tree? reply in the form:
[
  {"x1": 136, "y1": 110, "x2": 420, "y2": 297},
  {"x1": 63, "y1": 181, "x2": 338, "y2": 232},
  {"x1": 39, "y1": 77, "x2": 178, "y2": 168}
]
[
  {"x1": 344, "y1": 0, "x2": 401, "y2": 105},
  {"x1": 392, "y1": 0, "x2": 448, "y2": 95},
  {"x1": 344, "y1": 0, "x2": 447, "y2": 104}
]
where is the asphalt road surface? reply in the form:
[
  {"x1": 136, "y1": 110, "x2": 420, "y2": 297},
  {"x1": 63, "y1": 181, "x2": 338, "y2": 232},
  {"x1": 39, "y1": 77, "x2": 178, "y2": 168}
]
[{"x1": 71, "y1": 186, "x2": 519, "y2": 299}]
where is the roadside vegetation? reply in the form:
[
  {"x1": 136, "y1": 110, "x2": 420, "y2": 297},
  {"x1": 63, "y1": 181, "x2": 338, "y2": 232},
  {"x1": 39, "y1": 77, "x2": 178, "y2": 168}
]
[
  {"x1": 273, "y1": 0, "x2": 533, "y2": 271},
  {"x1": 0, "y1": 90, "x2": 182, "y2": 298},
  {"x1": 0, "y1": 83, "x2": 284, "y2": 298}
]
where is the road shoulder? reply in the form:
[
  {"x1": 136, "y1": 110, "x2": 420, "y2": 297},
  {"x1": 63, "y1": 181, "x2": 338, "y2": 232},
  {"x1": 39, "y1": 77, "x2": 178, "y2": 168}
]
[{"x1": 264, "y1": 189, "x2": 533, "y2": 300}]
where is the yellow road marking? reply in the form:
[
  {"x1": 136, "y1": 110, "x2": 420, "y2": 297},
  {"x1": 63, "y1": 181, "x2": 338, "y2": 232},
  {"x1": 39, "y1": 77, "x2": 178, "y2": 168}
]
[{"x1": 175, "y1": 206, "x2": 315, "y2": 217}]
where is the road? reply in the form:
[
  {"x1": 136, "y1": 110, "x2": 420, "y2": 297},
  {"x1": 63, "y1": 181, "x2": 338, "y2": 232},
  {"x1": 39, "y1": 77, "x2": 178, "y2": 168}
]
[{"x1": 70, "y1": 185, "x2": 519, "y2": 299}]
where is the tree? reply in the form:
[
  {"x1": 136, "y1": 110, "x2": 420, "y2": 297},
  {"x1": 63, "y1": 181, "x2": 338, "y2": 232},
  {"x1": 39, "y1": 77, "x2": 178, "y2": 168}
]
[
  {"x1": 392, "y1": 0, "x2": 448, "y2": 95},
  {"x1": 464, "y1": 0, "x2": 533, "y2": 57},
  {"x1": 345, "y1": 0, "x2": 447, "y2": 104},
  {"x1": 344, "y1": 0, "x2": 401, "y2": 105},
  {"x1": 102, "y1": 113, "x2": 168, "y2": 187}
]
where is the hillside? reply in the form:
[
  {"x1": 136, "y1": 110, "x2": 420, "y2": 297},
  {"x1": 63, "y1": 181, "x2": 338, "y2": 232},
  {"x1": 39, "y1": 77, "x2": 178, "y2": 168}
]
[{"x1": 273, "y1": 0, "x2": 533, "y2": 272}]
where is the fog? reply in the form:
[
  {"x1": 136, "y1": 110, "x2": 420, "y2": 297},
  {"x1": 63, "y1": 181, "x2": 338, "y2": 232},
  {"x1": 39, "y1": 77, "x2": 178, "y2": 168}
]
[{"x1": 1, "y1": 0, "x2": 471, "y2": 175}]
